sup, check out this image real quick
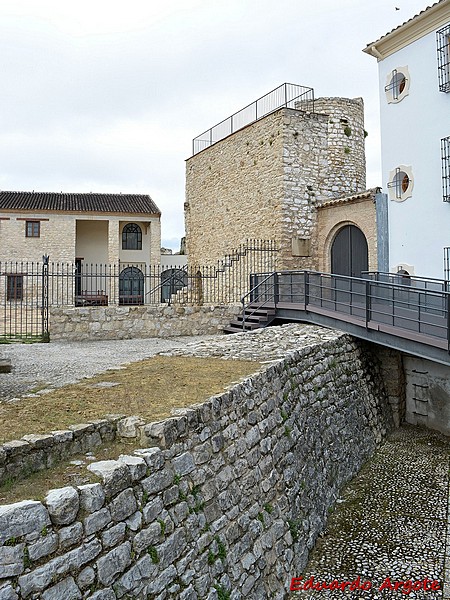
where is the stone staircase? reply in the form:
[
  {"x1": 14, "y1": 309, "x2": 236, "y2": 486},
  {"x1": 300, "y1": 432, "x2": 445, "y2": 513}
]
[{"x1": 223, "y1": 304, "x2": 276, "y2": 334}]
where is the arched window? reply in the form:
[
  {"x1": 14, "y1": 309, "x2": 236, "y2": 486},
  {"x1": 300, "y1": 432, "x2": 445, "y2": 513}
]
[{"x1": 122, "y1": 223, "x2": 142, "y2": 250}]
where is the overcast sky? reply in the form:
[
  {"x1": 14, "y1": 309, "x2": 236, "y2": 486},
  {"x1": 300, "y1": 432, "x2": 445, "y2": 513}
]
[{"x1": 0, "y1": 0, "x2": 429, "y2": 250}]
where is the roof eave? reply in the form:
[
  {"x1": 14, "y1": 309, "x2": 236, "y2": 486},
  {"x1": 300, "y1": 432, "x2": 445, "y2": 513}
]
[{"x1": 363, "y1": 0, "x2": 450, "y2": 61}]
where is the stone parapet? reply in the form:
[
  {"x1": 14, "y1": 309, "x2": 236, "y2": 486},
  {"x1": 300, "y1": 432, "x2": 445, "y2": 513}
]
[{"x1": 49, "y1": 304, "x2": 241, "y2": 342}]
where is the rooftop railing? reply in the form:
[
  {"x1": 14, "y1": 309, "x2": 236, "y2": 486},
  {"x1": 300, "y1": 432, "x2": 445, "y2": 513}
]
[{"x1": 192, "y1": 83, "x2": 315, "y2": 155}]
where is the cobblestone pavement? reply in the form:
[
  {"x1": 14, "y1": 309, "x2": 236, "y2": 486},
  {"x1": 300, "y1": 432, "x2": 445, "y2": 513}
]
[{"x1": 293, "y1": 425, "x2": 450, "y2": 600}]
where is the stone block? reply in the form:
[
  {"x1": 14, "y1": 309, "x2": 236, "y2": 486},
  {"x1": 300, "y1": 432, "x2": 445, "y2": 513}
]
[
  {"x1": 45, "y1": 487, "x2": 79, "y2": 525},
  {"x1": 87, "y1": 460, "x2": 132, "y2": 498},
  {"x1": 83, "y1": 507, "x2": 111, "y2": 536},
  {"x1": 0, "y1": 544, "x2": 25, "y2": 578},
  {"x1": 28, "y1": 533, "x2": 58, "y2": 561},
  {"x1": 109, "y1": 488, "x2": 137, "y2": 522},
  {"x1": 78, "y1": 483, "x2": 105, "y2": 513},
  {"x1": 0, "y1": 501, "x2": 50, "y2": 544},
  {"x1": 96, "y1": 542, "x2": 132, "y2": 586},
  {"x1": 41, "y1": 576, "x2": 81, "y2": 600},
  {"x1": 118, "y1": 455, "x2": 147, "y2": 481},
  {"x1": 0, "y1": 584, "x2": 18, "y2": 600},
  {"x1": 58, "y1": 522, "x2": 83, "y2": 551}
]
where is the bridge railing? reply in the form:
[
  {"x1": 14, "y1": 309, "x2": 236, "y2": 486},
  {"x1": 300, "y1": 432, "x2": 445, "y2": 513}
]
[{"x1": 244, "y1": 270, "x2": 450, "y2": 350}]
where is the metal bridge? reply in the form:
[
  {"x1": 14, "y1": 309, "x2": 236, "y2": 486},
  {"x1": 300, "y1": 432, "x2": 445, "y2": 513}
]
[{"x1": 236, "y1": 270, "x2": 450, "y2": 366}]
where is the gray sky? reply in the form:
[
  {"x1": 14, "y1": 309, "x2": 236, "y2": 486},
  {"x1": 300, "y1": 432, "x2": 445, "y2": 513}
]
[{"x1": 0, "y1": 0, "x2": 428, "y2": 250}]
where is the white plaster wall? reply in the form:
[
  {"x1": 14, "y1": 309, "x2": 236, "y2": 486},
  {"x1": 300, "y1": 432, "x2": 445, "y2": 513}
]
[
  {"x1": 75, "y1": 220, "x2": 108, "y2": 264},
  {"x1": 378, "y1": 30, "x2": 450, "y2": 279}
]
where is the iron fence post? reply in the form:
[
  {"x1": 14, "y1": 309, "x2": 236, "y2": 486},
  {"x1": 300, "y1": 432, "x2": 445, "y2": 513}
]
[
  {"x1": 41, "y1": 255, "x2": 49, "y2": 342},
  {"x1": 273, "y1": 272, "x2": 279, "y2": 307},
  {"x1": 447, "y1": 293, "x2": 450, "y2": 354},
  {"x1": 365, "y1": 279, "x2": 370, "y2": 329},
  {"x1": 304, "y1": 271, "x2": 309, "y2": 310}
]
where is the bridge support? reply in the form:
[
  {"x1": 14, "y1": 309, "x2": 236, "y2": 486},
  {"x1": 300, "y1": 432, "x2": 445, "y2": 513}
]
[{"x1": 369, "y1": 343, "x2": 406, "y2": 428}]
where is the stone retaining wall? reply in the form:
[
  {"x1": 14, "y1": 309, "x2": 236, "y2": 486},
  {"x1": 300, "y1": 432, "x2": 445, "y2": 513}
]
[
  {"x1": 49, "y1": 305, "x2": 241, "y2": 342},
  {"x1": 0, "y1": 417, "x2": 125, "y2": 488},
  {"x1": 0, "y1": 336, "x2": 394, "y2": 599}
]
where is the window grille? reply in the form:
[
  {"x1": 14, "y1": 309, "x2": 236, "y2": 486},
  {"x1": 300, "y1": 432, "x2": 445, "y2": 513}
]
[
  {"x1": 122, "y1": 223, "x2": 142, "y2": 250},
  {"x1": 442, "y1": 136, "x2": 450, "y2": 202},
  {"x1": 7, "y1": 274, "x2": 23, "y2": 301},
  {"x1": 437, "y1": 24, "x2": 450, "y2": 93},
  {"x1": 388, "y1": 167, "x2": 410, "y2": 199},
  {"x1": 385, "y1": 69, "x2": 407, "y2": 100}
]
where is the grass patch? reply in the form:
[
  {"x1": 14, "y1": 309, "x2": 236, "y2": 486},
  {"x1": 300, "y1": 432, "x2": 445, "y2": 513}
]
[
  {"x1": 0, "y1": 356, "x2": 260, "y2": 444},
  {"x1": 0, "y1": 355, "x2": 261, "y2": 503},
  {"x1": 0, "y1": 438, "x2": 139, "y2": 505}
]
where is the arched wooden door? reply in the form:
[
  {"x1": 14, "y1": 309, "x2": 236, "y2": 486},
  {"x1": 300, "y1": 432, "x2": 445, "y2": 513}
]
[{"x1": 331, "y1": 225, "x2": 368, "y2": 277}]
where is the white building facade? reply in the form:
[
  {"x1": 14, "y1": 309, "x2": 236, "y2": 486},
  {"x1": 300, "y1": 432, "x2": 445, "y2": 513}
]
[{"x1": 364, "y1": 0, "x2": 450, "y2": 279}]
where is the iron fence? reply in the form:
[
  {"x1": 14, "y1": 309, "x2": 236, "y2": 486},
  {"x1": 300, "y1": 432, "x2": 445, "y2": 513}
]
[
  {"x1": 0, "y1": 239, "x2": 278, "y2": 340},
  {"x1": 0, "y1": 258, "x2": 49, "y2": 341},
  {"x1": 192, "y1": 83, "x2": 315, "y2": 155}
]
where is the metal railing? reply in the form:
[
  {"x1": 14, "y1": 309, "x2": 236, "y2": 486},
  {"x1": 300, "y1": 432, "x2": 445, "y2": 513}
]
[
  {"x1": 243, "y1": 270, "x2": 450, "y2": 350},
  {"x1": 0, "y1": 240, "x2": 278, "y2": 339},
  {"x1": 192, "y1": 83, "x2": 315, "y2": 155}
]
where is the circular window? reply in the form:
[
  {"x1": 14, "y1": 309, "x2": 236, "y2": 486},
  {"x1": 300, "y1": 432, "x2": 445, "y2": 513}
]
[
  {"x1": 385, "y1": 67, "x2": 410, "y2": 103},
  {"x1": 387, "y1": 166, "x2": 414, "y2": 202}
]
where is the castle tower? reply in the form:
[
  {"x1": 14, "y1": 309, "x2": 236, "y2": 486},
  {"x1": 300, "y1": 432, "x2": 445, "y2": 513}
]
[{"x1": 185, "y1": 86, "x2": 367, "y2": 271}]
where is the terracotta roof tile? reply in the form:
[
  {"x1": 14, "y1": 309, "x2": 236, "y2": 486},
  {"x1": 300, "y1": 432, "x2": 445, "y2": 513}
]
[
  {"x1": 0, "y1": 191, "x2": 161, "y2": 215},
  {"x1": 318, "y1": 187, "x2": 381, "y2": 208}
]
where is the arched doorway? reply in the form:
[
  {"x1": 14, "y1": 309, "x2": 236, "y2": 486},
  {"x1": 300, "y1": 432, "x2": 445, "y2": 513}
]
[
  {"x1": 331, "y1": 225, "x2": 368, "y2": 278},
  {"x1": 119, "y1": 267, "x2": 144, "y2": 305}
]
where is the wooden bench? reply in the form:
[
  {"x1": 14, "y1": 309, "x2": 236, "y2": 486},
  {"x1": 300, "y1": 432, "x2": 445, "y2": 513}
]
[{"x1": 75, "y1": 292, "x2": 108, "y2": 306}]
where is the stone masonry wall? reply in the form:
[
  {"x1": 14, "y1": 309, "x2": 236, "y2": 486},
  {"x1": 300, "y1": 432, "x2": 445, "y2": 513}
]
[
  {"x1": 0, "y1": 336, "x2": 393, "y2": 599},
  {"x1": 0, "y1": 214, "x2": 76, "y2": 263},
  {"x1": 185, "y1": 98, "x2": 366, "y2": 273},
  {"x1": 49, "y1": 305, "x2": 241, "y2": 342},
  {"x1": 185, "y1": 110, "x2": 286, "y2": 268},
  {"x1": 313, "y1": 97, "x2": 366, "y2": 200}
]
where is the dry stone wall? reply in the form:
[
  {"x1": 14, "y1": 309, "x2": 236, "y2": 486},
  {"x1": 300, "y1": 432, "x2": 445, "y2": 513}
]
[
  {"x1": 49, "y1": 305, "x2": 241, "y2": 342},
  {"x1": 0, "y1": 336, "x2": 393, "y2": 599}
]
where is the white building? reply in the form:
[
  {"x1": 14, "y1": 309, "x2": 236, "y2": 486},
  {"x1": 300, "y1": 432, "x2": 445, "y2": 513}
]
[{"x1": 364, "y1": 0, "x2": 450, "y2": 279}]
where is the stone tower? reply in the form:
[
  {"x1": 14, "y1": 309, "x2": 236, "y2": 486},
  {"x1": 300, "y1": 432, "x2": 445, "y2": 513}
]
[{"x1": 184, "y1": 89, "x2": 366, "y2": 271}]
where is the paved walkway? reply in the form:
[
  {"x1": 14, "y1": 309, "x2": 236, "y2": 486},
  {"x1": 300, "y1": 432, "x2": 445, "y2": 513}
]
[{"x1": 294, "y1": 425, "x2": 450, "y2": 599}]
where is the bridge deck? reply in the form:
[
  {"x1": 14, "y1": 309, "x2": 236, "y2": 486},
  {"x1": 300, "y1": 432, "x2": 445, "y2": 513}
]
[{"x1": 245, "y1": 271, "x2": 450, "y2": 365}]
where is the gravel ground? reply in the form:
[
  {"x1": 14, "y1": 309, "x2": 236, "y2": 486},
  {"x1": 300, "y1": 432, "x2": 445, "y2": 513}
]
[
  {"x1": 0, "y1": 335, "x2": 217, "y2": 400},
  {"x1": 0, "y1": 324, "x2": 339, "y2": 401}
]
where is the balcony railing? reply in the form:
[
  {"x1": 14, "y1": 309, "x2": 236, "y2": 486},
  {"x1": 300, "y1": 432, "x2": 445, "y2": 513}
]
[{"x1": 192, "y1": 83, "x2": 315, "y2": 155}]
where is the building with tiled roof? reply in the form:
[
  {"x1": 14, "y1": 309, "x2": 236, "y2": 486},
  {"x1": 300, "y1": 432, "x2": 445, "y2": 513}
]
[
  {"x1": 0, "y1": 190, "x2": 162, "y2": 303},
  {"x1": 364, "y1": 0, "x2": 450, "y2": 278},
  {"x1": 0, "y1": 191, "x2": 160, "y2": 215}
]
